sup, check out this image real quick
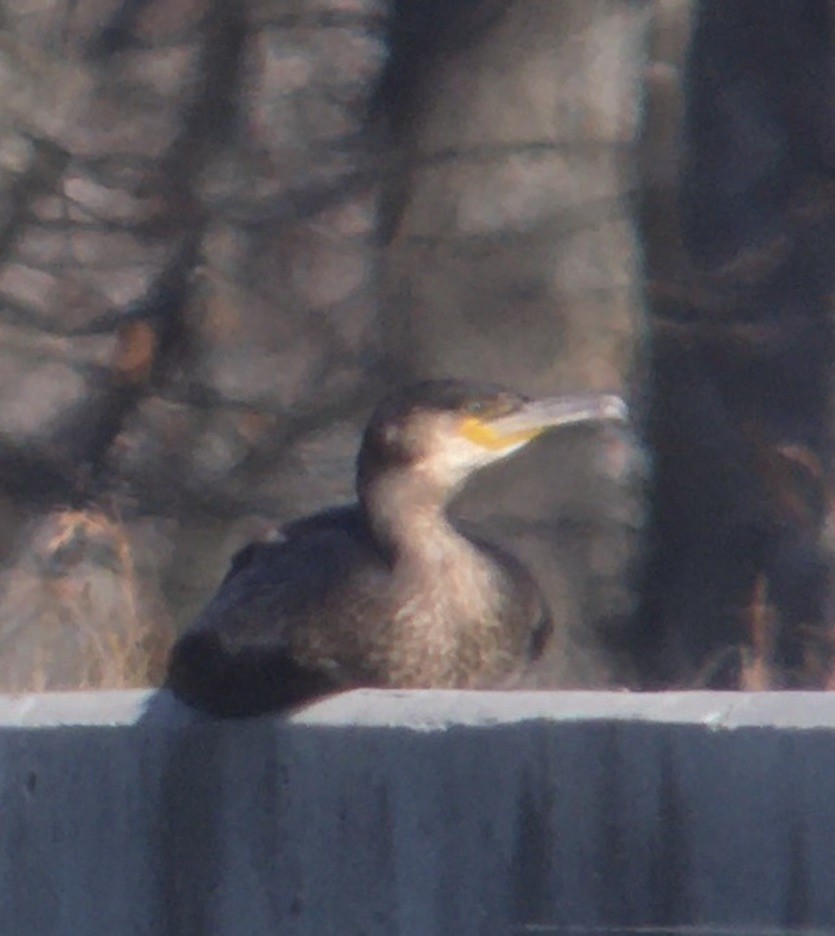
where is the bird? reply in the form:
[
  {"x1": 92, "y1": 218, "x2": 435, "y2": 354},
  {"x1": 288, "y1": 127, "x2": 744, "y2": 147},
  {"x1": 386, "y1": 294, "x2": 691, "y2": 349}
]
[{"x1": 164, "y1": 379, "x2": 627, "y2": 716}]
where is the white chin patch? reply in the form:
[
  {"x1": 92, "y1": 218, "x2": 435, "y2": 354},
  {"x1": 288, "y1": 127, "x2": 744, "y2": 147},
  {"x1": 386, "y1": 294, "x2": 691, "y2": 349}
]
[{"x1": 421, "y1": 435, "x2": 525, "y2": 487}]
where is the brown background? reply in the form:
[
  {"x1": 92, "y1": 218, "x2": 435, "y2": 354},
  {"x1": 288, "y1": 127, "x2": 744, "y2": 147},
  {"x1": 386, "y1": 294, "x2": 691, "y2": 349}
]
[{"x1": 0, "y1": 0, "x2": 832, "y2": 692}]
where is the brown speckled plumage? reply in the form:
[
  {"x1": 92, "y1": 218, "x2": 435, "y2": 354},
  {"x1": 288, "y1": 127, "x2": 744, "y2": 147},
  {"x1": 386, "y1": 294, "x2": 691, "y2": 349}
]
[{"x1": 165, "y1": 380, "x2": 626, "y2": 716}]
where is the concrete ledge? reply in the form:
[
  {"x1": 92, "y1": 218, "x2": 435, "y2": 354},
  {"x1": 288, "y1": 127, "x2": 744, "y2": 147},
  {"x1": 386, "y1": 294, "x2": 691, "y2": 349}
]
[
  {"x1": 7, "y1": 686, "x2": 835, "y2": 728},
  {"x1": 3, "y1": 690, "x2": 835, "y2": 934}
]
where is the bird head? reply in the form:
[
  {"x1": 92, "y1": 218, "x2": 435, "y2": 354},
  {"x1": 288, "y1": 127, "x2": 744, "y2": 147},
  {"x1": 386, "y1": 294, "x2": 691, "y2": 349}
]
[{"x1": 358, "y1": 379, "x2": 627, "y2": 494}]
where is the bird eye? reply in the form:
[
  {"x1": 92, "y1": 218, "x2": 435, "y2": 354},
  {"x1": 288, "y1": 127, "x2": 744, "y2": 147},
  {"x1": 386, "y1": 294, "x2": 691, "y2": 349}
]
[{"x1": 466, "y1": 401, "x2": 489, "y2": 416}]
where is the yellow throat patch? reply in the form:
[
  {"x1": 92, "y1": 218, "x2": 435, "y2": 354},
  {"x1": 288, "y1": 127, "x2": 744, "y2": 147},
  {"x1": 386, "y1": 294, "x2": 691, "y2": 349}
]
[{"x1": 459, "y1": 417, "x2": 543, "y2": 451}]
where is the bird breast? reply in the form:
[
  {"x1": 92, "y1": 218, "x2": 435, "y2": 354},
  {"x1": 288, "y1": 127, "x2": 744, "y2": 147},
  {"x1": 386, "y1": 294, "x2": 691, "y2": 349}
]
[{"x1": 376, "y1": 528, "x2": 516, "y2": 688}]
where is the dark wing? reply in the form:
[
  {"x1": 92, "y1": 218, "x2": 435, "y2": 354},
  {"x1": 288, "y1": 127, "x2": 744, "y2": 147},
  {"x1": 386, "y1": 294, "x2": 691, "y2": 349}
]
[
  {"x1": 165, "y1": 506, "x2": 381, "y2": 717},
  {"x1": 218, "y1": 504, "x2": 365, "y2": 585}
]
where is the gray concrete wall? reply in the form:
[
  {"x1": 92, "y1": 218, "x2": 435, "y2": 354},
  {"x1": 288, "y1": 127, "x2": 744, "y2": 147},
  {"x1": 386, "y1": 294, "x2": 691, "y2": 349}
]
[{"x1": 2, "y1": 690, "x2": 835, "y2": 935}]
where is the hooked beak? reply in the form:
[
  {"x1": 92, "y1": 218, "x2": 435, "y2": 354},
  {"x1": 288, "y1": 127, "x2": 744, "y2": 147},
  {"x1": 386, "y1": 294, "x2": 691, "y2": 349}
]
[{"x1": 461, "y1": 393, "x2": 628, "y2": 451}]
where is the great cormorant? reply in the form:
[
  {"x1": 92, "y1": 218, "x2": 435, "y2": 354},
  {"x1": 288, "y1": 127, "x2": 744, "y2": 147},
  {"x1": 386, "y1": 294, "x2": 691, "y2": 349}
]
[{"x1": 165, "y1": 379, "x2": 627, "y2": 716}]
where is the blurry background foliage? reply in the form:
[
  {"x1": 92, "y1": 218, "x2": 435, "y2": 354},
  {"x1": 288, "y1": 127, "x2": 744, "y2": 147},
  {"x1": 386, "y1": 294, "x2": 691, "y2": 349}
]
[{"x1": 0, "y1": 0, "x2": 832, "y2": 692}]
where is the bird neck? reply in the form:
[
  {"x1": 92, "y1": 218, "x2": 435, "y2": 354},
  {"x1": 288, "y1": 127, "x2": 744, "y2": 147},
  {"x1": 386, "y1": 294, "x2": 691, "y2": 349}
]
[{"x1": 359, "y1": 468, "x2": 471, "y2": 566}]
